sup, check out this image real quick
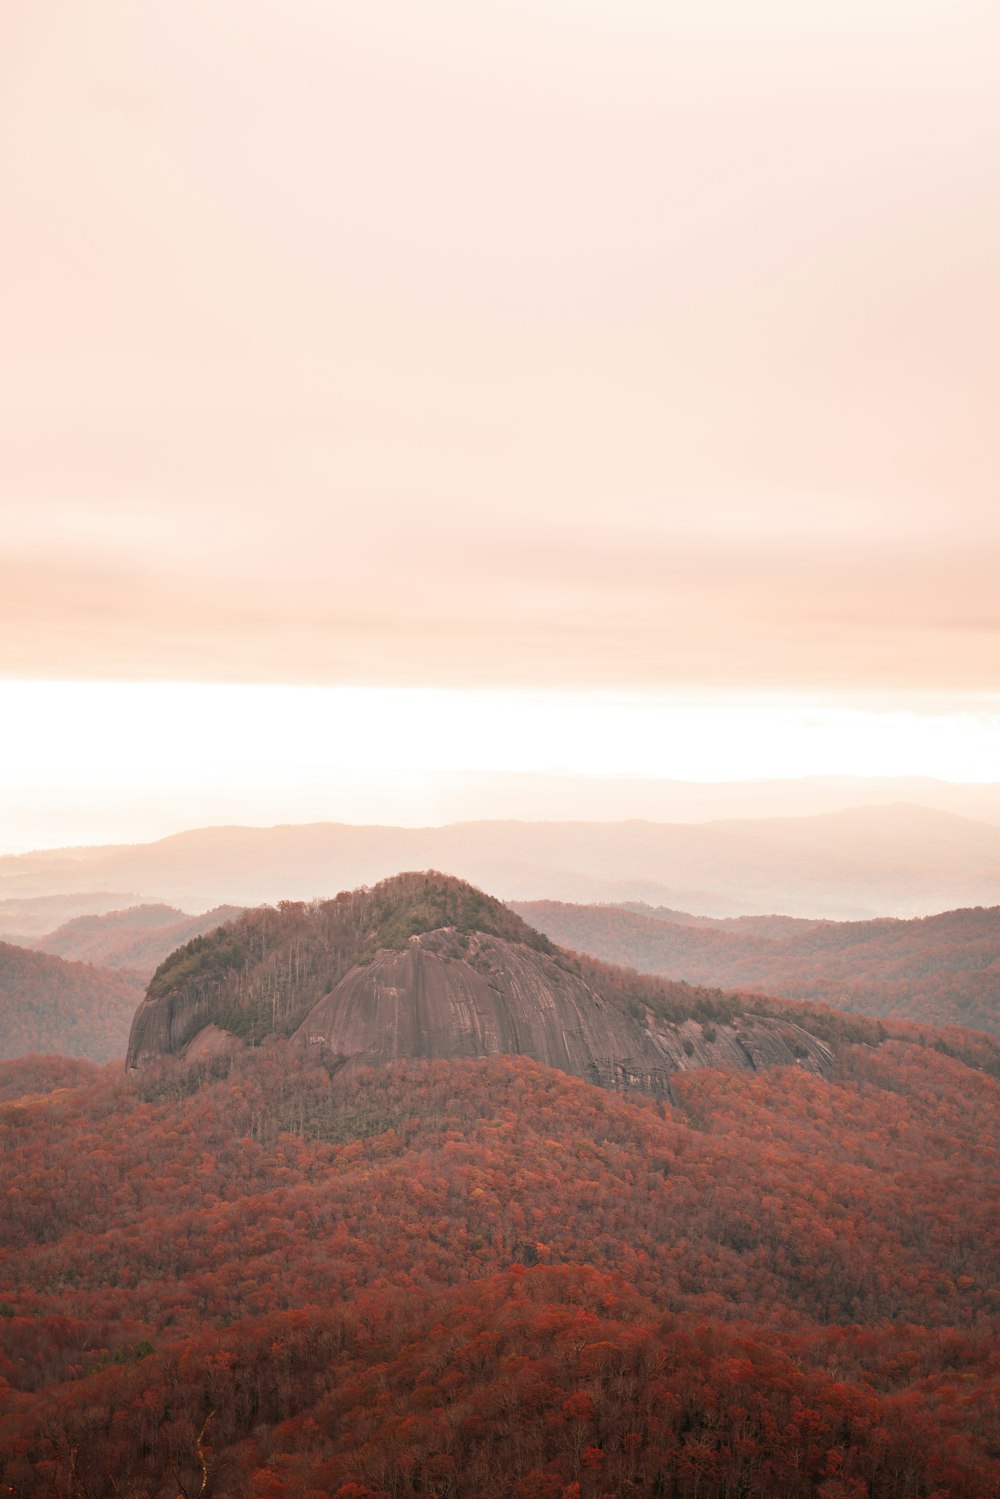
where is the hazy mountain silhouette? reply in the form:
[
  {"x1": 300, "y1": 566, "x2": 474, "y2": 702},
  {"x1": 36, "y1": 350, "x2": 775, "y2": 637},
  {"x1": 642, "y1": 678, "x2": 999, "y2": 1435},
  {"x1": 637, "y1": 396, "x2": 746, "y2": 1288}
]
[
  {"x1": 0, "y1": 892, "x2": 145, "y2": 941},
  {"x1": 3, "y1": 804, "x2": 1000, "y2": 918},
  {"x1": 27, "y1": 903, "x2": 244, "y2": 976}
]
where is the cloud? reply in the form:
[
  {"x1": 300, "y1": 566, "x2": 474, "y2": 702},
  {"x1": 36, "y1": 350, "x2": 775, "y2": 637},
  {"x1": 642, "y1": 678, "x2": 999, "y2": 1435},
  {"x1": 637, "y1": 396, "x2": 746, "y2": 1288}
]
[{"x1": 1, "y1": 0, "x2": 998, "y2": 690}]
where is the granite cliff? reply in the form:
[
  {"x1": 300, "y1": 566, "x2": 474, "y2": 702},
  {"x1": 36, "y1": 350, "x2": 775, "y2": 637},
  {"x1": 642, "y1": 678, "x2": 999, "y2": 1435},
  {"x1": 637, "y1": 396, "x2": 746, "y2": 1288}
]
[{"x1": 126, "y1": 871, "x2": 834, "y2": 1093}]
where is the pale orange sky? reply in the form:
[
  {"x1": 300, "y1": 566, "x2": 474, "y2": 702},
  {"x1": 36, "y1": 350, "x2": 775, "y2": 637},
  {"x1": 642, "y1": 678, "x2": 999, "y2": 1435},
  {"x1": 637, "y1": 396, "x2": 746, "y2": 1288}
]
[{"x1": 2, "y1": 1, "x2": 1000, "y2": 690}]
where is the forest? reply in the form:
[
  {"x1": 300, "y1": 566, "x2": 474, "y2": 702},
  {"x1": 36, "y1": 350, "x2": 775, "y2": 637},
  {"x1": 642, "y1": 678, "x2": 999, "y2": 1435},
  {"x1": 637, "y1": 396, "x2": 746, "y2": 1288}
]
[
  {"x1": 26, "y1": 904, "x2": 244, "y2": 976},
  {"x1": 1, "y1": 1022, "x2": 998, "y2": 1496},
  {"x1": 0, "y1": 941, "x2": 143, "y2": 1062}
]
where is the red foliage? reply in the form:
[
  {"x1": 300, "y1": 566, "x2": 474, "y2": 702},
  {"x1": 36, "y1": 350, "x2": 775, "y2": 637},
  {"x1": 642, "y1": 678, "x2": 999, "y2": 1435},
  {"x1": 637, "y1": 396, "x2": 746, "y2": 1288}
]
[
  {"x1": 0, "y1": 1053, "x2": 104, "y2": 1103},
  {"x1": 0, "y1": 941, "x2": 143, "y2": 1061},
  {"x1": 0, "y1": 1038, "x2": 997, "y2": 1495}
]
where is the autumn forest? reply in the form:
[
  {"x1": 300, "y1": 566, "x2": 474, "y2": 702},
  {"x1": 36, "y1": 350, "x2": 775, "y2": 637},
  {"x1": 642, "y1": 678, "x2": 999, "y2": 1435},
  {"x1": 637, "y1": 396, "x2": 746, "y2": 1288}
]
[{"x1": 1, "y1": 874, "x2": 998, "y2": 1496}]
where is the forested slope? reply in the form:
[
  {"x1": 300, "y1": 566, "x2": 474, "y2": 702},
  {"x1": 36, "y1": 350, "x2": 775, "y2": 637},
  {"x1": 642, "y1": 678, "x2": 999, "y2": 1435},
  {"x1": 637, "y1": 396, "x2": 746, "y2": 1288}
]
[
  {"x1": 29, "y1": 903, "x2": 243, "y2": 975},
  {"x1": 0, "y1": 941, "x2": 144, "y2": 1061},
  {"x1": 514, "y1": 899, "x2": 1000, "y2": 1035},
  {"x1": 1, "y1": 1025, "x2": 998, "y2": 1496}
]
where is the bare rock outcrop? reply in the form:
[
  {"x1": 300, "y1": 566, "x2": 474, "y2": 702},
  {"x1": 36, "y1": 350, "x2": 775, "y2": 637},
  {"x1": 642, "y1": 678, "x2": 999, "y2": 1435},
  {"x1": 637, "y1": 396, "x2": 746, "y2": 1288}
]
[
  {"x1": 294, "y1": 931, "x2": 649, "y2": 1078},
  {"x1": 127, "y1": 871, "x2": 835, "y2": 1095},
  {"x1": 289, "y1": 927, "x2": 833, "y2": 1095}
]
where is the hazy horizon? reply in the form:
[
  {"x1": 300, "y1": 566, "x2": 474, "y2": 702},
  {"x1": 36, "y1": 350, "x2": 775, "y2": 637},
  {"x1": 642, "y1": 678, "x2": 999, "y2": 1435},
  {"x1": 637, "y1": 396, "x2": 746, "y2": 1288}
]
[
  {"x1": 3, "y1": 682, "x2": 1000, "y2": 853},
  {"x1": 7, "y1": 772, "x2": 1000, "y2": 859},
  {"x1": 3, "y1": 1, "x2": 998, "y2": 863}
]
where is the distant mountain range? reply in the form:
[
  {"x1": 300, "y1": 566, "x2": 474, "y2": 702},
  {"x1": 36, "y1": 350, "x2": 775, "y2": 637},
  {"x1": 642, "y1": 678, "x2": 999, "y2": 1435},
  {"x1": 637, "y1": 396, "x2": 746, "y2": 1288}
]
[
  {"x1": 2, "y1": 803, "x2": 1000, "y2": 918},
  {"x1": 7, "y1": 775, "x2": 1000, "y2": 859},
  {"x1": 24, "y1": 902, "x2": 244, "y2": 974},
  {"x1": 0, "y1": 892, "x2": 143, "y2": 940},
  {"x1": 0, "y1": 905, "x2": 241, "y2": 1062},
  {"x1": 513, "y1": 899, "x2": 1000, "y2": 1037}
]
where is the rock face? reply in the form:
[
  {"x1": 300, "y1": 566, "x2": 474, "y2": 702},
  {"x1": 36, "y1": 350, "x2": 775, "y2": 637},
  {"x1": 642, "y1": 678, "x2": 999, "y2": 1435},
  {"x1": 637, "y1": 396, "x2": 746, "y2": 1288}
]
[
  {"x1": 127, "y1": 871, "x2": 834, "y2": 1093},
  {"x1": 292, "y1": 929, "x2": 833, "y2": 1092},
  {"x1": 294, "y1": 932, "x2": 647, "y2": 1077},
  {"x1": 127, "y1": 984, "x2": 219, "y2": 1070}
]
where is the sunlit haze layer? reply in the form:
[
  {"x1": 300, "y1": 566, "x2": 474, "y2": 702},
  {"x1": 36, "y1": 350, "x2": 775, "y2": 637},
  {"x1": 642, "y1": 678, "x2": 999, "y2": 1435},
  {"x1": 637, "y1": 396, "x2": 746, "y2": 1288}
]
[{"x1": 2, "y1": 682, "x2": 999, "y2": 853}]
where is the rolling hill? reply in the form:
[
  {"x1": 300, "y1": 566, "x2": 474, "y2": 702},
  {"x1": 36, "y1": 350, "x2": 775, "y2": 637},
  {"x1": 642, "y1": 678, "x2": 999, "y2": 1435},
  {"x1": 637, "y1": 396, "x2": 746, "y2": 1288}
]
[
  {"x1": 0, "y1": 941, "x2": 144, "y2": 1061},
  {"x1": 0, "y1": 891, "x2": 144, "y2": 941},
  {"x1": 27, "y1": 902, "x2": 244, "y2": 975},
  {"x1": 3, "y1": 804, "x2": 1000, "y2": 918},
  {"x1": 512, "y1": 899, "x2": 1000, "y2": 1036}
]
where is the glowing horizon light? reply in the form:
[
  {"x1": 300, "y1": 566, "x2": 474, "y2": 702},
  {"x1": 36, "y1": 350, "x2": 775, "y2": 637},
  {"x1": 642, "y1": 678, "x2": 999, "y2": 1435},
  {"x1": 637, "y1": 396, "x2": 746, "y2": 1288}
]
[{"x1": 1, "y1": 680, "x2": 999, "y2": 853}]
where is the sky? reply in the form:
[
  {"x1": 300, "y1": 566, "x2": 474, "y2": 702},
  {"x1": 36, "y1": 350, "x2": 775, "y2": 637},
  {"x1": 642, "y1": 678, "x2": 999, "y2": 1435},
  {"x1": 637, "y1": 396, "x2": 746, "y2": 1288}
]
[{"x1": 2, "y1": 1, "x2": 998, "y2": 845}]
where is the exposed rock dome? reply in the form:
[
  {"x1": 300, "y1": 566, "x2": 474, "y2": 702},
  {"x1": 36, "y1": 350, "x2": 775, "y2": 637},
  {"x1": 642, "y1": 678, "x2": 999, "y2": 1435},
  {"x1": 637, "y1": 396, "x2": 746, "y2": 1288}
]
[{"x1": 127, "y1": 871, "x2": 834, "y2": 1092}]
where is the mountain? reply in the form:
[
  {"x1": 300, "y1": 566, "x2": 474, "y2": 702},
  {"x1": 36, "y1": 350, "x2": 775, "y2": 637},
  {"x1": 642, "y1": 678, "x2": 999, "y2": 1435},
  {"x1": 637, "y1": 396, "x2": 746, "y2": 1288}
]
[
  {"x1": 9, "y1": 776, "x2": 1000, "y2": 854},
  {"x1": 1, "y1": 1009, "x2": 997, "y2": 1494},
  {"x1": 5, "y1": 804, "x2": 1000, "y2": 918},
  {"x1": 373, "y1": 771, "x2": 1000, "y2": 825},
  {"x1": 0, "y1": 941, "x2": 144, "y2": 1061},
  {"x1": 0, "y1": 891, "x2": 144, "y2": 941},
  {"x1": 513, "y1": 899, "x2": 1000, "y2": 1037},
  {"x1": 27, "y1": 902, "x2": 244, "y2": 975},
  {"x1": 126, "y1": 872, "x2": 835, "y2": 1093}
]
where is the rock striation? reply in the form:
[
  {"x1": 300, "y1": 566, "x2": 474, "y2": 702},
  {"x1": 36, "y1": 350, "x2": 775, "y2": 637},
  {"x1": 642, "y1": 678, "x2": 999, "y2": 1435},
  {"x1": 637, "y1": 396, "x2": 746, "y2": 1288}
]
[
  {"x1": 126, "y1": 871, "x2": 834, "y2": 1094},
  {"x1": 293, "y1": 929, "x2": 833, "y2": 1091}
]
